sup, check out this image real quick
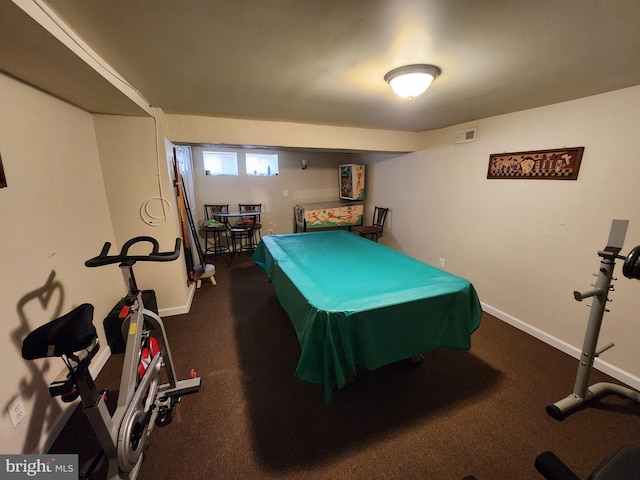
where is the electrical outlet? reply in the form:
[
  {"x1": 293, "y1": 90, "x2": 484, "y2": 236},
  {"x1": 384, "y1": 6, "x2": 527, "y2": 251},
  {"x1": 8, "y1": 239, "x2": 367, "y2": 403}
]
[
  {"x1": 268, "y1": 229, "x2": 274, "y2": 235},
  {"x1": 438, "y1": 258, "x2": 446, "y2": 268},
  {"x1": 8, "y1": 395, "x2": 26, "y2": 428},
  {"x1": 283, "y1": 189, "x2": 289, "y2": 197}
]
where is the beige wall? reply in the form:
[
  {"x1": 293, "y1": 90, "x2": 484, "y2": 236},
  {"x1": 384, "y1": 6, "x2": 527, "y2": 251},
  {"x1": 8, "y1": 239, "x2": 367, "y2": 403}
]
[
  {"x1": 168, "y1": 114, "x2": 418, "y2": 153},
  {"x1": 92, "y1": 111, "x2": 191, "y2": 313},
  {"x1": 365, "y1": 85, "x2": 640, "y2": 388},
  {"x1": 0, "y1": 78, "x2": 192, "y2": 455},
  {"x1": 191, "y1": 146, "x2": 358, "y2": 236},
  {"x1": 0, "y1": 73, "x2": 123, "y2": 454}
]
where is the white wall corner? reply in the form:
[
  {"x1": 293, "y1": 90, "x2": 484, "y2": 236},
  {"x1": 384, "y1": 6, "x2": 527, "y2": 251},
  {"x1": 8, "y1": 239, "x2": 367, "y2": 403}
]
[{"x1": 159, "y1": 283, "x2": 196, "y2": 317}]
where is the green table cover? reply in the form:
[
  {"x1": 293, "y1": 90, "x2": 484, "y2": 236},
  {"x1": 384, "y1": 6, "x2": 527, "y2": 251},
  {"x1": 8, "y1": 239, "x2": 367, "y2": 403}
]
[{"x1": 252, "y1": 230, "x2": 482, "y2": 402}]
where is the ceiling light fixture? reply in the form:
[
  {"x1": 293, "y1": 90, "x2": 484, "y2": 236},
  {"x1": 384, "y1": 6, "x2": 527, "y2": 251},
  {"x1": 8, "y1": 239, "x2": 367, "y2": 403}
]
[{"x1": 384, "y1": 64, "x2": 441, "y2": 99}]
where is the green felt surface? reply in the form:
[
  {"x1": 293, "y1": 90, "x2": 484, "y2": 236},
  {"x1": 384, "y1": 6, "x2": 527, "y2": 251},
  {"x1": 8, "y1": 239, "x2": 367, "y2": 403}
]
[{"x1": 253, "y1": 230, "x2": 482, "y2": 402}]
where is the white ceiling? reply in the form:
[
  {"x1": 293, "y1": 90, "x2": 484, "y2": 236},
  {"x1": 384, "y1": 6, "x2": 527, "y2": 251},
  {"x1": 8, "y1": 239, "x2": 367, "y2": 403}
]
[{"x1": 3, "y1": 0, "x2": 640, "y2": 132}]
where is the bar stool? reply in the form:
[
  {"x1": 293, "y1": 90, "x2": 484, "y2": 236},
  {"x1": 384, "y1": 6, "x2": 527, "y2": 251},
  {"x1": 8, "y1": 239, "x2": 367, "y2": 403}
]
[
  {"x1": 202, "y1": 204, "x2": 229, "y2": 258},
  {"x1": 234, "y1": 203, "x2": 262, "y2": 250},
  {"x1": 229, "y1": 215, "x2": 257, "y2": 254}
]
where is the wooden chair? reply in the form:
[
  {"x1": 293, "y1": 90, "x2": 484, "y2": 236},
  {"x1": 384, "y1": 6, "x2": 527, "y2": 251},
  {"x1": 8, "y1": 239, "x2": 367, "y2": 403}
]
[
  {"x1": 353, "y1": 206, "x2": 388, "y2": 242},
  {"x1": 201, "y1": 204, "x2": 229, "y2": 258}
]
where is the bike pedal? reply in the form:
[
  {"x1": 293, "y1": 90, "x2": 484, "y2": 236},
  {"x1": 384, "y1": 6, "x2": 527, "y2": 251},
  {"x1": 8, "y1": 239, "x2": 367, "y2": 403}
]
[
  {"x1": 61, "y1": 386, "x2": 80, "y2": 403},
  {"x1": 155, "y1": 407, "x2": 173, "y2": 427}
]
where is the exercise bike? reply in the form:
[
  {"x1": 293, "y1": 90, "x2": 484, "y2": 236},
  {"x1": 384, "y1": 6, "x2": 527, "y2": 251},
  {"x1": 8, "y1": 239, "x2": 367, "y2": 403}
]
[{"x1": 22, "y1": 236, "x2": 202, "y2": 480}]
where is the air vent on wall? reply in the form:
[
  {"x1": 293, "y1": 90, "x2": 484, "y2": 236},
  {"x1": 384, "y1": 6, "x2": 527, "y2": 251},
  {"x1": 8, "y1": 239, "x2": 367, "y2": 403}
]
[{"x1": 454, "y1": 128, "x2": 477, "y2": 144}]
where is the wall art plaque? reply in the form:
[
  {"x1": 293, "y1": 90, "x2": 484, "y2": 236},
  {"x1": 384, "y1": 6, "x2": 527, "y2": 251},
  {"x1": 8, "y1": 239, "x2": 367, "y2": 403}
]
[{"x1": 487, "y1": 147, "x2": 584, "y2": 180}]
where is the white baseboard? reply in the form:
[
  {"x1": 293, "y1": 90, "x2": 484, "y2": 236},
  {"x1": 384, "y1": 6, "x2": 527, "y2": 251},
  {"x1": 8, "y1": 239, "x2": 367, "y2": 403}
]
[
  {"x1": 159, "y1": 283, "x2": 195, "y2": 317},
  {"x1": 482, "y1": 302, "x2": 640, "y2": 391}
]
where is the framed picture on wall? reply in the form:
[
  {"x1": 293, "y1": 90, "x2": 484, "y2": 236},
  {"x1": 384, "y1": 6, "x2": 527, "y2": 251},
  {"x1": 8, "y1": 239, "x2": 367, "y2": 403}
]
[
  {"x1": 0, "y1": 153, "x2": 6, "y2": 188},
  {"x1": 487, "y1": 146, "x2": 584, "y2": 180}
]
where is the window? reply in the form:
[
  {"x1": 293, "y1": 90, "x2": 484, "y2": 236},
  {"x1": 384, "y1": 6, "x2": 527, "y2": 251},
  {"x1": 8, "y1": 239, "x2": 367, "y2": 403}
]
[
  {"x1": 246, "y1": 153, "x2": 279, "y2": 176},
  {"x1": 203, "y1": 151, "x2": 238, "y2": 176}
]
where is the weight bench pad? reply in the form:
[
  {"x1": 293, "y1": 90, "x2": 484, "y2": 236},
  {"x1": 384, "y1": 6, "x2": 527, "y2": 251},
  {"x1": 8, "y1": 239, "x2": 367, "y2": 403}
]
[{"x1": 590, "y1": 445, "x2": 640, "y2": 480}]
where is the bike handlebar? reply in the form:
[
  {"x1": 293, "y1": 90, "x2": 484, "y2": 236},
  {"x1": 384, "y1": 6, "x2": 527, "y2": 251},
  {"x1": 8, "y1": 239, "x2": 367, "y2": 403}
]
[{"x1": 85, "y1": 236, "x2": 182, "y2": 267}]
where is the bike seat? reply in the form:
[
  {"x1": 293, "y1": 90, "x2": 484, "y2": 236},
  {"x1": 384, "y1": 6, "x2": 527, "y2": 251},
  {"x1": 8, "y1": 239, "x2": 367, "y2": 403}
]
[{"x1": 22, "y1": 303, "x2": 97, "y2": 360}]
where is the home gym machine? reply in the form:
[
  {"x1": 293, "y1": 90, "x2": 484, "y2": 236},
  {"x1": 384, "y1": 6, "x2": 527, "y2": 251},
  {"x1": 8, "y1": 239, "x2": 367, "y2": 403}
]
[
  {"x1": 22, "y1": 237, "x2": 201, "y2": 480},
  {"x1": 546, "y1": 219, "x2": 640, "y2": 421}
]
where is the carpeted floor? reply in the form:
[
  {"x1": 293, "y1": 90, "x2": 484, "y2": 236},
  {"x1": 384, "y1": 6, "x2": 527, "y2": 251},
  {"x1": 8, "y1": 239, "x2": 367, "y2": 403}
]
[{"x1": 51, "y1": 254, "x2": 640, "y2": 479}]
